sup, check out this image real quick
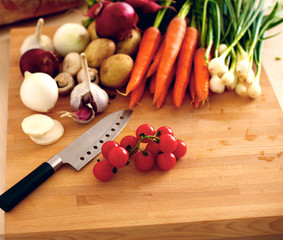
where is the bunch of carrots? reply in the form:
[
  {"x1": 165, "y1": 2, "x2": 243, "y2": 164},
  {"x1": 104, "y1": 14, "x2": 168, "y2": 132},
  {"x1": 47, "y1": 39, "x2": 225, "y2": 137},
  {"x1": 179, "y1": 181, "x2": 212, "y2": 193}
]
[
  {"x1": 123, "y1": 0, "x2": 283, "y2": 109},
  {"x1": 123, "y1": 0, "x2": 210, "y2": 109}
]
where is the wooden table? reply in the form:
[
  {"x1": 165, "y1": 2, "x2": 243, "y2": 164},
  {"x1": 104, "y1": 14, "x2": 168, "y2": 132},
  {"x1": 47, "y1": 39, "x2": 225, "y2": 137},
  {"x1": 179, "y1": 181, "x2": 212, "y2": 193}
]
[{"x1": 2, "y1": 3, "x2": 283, "y2": 240}]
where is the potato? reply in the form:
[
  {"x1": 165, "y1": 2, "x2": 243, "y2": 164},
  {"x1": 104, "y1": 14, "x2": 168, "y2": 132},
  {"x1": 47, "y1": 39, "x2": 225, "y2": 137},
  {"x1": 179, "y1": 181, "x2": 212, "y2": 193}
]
[
  {"x1": 116, "y1": 29, "x2": 141, "y2": 56},
  {"x1": 100, "y1": 54, "x2": 134, "y2": 89},
  {"x1": 87, "y1": 21, "x2": 99, "y2": 41},
  {"x1": 85, "y1": 38, "x2": 116, "y2": 68}
]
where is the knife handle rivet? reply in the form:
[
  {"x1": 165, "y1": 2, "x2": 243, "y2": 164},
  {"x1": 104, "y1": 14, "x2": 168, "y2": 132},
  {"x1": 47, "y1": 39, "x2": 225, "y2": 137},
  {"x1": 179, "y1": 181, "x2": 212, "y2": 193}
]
[
  {"x1": 111, "y1": 128, "x2": 115, "y2": 131},
  {"x1": 87, "y1": 151, "x2": 91, "y2": 155},
  {"x1": 105, "y1": 134, "x2": 110, "y2": 137},
  {"x1": 80, "y1": 157, "x2": 85, "y2": 161},
  {"x1": 120, "y1": 116, "x2": 124, "y2": 119},
  {"x1": 99, "y1": 140, "x2": 104, "y2": 144},
  {"x1": 116, "y1": 122, "x2": 120, "y2": 126},
  {"x1": 93, "y1": 146, "x2": 98, "y2": 149}
]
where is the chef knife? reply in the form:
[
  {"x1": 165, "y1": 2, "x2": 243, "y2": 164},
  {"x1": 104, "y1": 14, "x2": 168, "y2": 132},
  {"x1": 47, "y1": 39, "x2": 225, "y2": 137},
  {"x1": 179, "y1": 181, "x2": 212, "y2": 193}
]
[{"x1": 0, "y1": 109, "x2": 133, "y2": 212}]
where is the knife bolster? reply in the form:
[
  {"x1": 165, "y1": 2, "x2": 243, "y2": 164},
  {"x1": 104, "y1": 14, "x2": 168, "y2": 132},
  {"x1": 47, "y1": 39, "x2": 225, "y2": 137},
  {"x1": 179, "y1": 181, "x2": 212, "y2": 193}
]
[{"x1": 47, "y1": 155, "x2": 64, "y2": 171}]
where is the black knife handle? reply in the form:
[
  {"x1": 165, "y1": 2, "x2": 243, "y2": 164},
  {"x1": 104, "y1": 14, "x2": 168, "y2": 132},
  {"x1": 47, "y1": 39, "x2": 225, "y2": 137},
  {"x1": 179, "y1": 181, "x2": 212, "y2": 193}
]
[{"x1": 0, "y1": 162, "x2": 54, "y2": 212}]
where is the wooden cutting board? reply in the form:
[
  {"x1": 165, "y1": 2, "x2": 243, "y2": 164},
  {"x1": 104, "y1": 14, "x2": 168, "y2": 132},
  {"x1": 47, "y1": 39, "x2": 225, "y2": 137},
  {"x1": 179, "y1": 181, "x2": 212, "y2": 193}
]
[{"x1": 3, "y1": 27, "x2": 283, "y2": 240}]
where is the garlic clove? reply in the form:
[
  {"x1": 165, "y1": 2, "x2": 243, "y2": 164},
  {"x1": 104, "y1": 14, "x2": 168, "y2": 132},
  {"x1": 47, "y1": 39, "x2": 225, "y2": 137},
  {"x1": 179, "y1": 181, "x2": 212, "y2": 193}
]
[
  {"x1": 60, "y1": 105, "x2": 95, "y2": 124},
  {"x1": 90, "y1": 83, "x2": 109, "y2": 113}
]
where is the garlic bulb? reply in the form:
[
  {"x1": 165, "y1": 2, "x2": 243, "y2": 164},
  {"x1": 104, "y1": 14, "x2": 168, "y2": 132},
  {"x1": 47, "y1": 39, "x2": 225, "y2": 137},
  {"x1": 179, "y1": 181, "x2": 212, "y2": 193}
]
[
  {"x1": 64, "y1": 53, "x2": 108, "y2": 123},
  {"x1": 20, "y1": 18, "x2": 54, "y2": 55},
  {"x1": 70, "y1": 53, "x2": 108, "y2": 112}
]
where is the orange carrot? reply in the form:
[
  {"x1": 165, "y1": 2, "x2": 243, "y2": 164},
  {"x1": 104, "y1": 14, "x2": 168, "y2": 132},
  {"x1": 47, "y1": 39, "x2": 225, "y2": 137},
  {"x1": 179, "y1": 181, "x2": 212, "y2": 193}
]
[
  {"x1": 149, "y1": 72, "x2": 157, "y2": 94},
  {"x1": 153, "y1": 1, "x2": 191, "y2": 103},
  {"x1": 124, "y1": 26, "x2": 161, "y2": 96},
  {"x1": 193, "y1": 47, "x2": 210, "y2": 106},
  {"x1": 146, "y1": 38, "x2": 165, "y2": 79},
  {"x1": 156, "y1": 63, "x2": 176, "y2": 109},
  {"x1": 189, "y1": 69, "x2": 200, "y2": 109},
  {"x1": 128, "y1": 75, "x2": 148, "y2": 109},
  {"x1": 173, "y1": 26, "x2": 199, "y2": 108}
]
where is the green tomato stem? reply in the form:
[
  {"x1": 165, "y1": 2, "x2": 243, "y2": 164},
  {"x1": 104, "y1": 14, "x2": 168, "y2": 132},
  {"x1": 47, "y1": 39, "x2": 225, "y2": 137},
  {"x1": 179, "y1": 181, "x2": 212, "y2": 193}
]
[{"x1": 129, "y1": 133, "x2": 160, "y2": 156}]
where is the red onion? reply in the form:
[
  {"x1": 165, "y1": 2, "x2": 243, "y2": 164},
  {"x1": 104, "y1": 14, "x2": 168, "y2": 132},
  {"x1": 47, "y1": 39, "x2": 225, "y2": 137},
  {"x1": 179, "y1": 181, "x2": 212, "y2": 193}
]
[
  {"x1": 141, "y1": 1, "x2": 170, "y2": 14},
  {"x1": 19, "y1": 48, "x2": 59, "y2": 77},
  {"x1": 123, "y1": 0, "x2": 151, "y2": 8},
  {"x1": 94, "y1": 2, "x2": 138, "y2": 41},
  {"x1": 123, "y1": 0, "x2": 174, "y2": 14}
]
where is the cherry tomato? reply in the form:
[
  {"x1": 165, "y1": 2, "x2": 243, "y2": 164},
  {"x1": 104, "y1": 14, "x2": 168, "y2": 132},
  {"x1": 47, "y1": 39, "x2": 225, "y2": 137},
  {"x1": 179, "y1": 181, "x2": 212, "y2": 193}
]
[
  {"x1": 158, "y1": 133, "x2": 177, "y2": 153},
  {"x1": 156, "y1": 126, "x2": 174, "y2": 136},
  {"x1": 107, "y1": 146, "x2": 129, "y2": 168},
  {"x1": 134, "y1": 150, "x2": 155, "y2": 172},
  {"x1": 120, "y1": 135, "x2": 139, "y2": 154},
  {"x1": 93, "y1": 160, "x2": 114, "y2": 181},
  {"x1": 156, "y1": 153, "x2": 176, "y2": 171},
  {"x1": 145, "y1": 141, "x2": 159, "y2": 157},
  {"x1": 173, "y1": 140, "x2": 187, "y2": 159},
  {"x1": 101, "y1": 141, "x2": 119, "y2": 159},
  {"x1": 136, "y1": 124, "x2": 155, "y2": 143}
]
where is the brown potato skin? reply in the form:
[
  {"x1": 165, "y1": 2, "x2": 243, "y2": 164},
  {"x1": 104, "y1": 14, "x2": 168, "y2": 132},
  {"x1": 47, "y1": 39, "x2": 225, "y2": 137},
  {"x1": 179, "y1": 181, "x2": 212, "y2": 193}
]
[
  {"x1": 85, "y1": 38, "x2": 116, "y2": 68},
  {"x1": 116, "y1": 29, "x2": 141, "y2": 56},
  {"x1": 87, "y1": 21, "x2": 99, "y2": 41},
  {"x1": 100, "y1": 54, "x2": 134, "y2": 89}
]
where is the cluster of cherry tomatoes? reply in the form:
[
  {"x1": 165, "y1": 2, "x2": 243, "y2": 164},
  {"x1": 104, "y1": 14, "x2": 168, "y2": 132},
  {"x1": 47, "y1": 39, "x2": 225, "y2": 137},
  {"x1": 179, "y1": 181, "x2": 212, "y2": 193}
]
[{"x1": 93, "y1": 124, "x2": 187, "y2": 181}]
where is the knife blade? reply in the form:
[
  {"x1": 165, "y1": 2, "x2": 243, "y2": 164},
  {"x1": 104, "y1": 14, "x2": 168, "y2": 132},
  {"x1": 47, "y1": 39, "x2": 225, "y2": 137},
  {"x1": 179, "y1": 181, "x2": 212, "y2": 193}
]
[{"x1": 0, "y1": 109, "x2": 133, "y2": 212}]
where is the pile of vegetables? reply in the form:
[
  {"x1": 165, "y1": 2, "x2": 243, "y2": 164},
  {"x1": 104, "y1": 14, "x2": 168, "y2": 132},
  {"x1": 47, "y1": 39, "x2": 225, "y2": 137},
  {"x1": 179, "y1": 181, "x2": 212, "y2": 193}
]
[
  {"x1": 18, "y1": 7, "x2": 143, "y2": 119},
  {"x1": 84, "y1": 0, "x2": 283, "y2": 109},
  {"x1": 18, "y1": 5, "x2": 144, "y2": 144},
  {"x1": 17, "y1": 0, "x2": 283, "y2": 146}
]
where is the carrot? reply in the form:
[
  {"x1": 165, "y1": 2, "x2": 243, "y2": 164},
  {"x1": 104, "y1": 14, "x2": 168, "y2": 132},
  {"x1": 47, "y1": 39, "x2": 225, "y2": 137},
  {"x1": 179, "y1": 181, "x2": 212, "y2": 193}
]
[
  {"x1": 122, "y1": 1, "x2": 172, "y2": 96},
  {"x1": 153, "y1": 0, "x2": 191, "y2": 103},
  {"x1": 124, "y1": 26, "x2": 161, "y2": 96},
  {"x1": 189, "y1": 69, "x2": 200, "y2": 109},
  {"x1": 173, "y1": 25, "x2": 199, "y2": 108},
  {"x1": 149, "y1": 72, "x2": 157, "y2": 94},
  {"x1": 128, "y1": 75, "x2": 148, "y2": 109},
  {"x1": 193, "y1": 47, "x2": 210, "y2": 106},
  {"x1": 155, "y1": 63, "x2": 176, "y2": 109},
  {"x1": 190, "y1": 0, "x2": 214, "y2": 108},
  {"x1": 146, "y1": 37, "x2": 165, "y2": 79}
]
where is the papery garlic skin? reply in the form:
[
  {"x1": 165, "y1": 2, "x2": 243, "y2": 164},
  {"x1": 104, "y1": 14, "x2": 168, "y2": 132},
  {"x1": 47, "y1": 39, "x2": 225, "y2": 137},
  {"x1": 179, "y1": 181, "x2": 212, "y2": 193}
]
[
  {"x1": 69, "y1": 53, "x2": 109, "y2": 124},
  {"x1": 20, "y1": 18, "x2": 54, "y2": 55},
  {"x1": 91, "y1": 84, "x2": 109, "y2": 113},
  {"x1": 70, "y1": 83, "x2": 109, "y2": 112}
]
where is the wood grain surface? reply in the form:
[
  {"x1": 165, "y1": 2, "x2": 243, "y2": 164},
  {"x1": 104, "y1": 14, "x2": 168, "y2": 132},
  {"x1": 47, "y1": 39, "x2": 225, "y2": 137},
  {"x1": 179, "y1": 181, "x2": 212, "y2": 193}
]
[{"x1": 3, "y1": 27, "x2": 283, "y2": 240}]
